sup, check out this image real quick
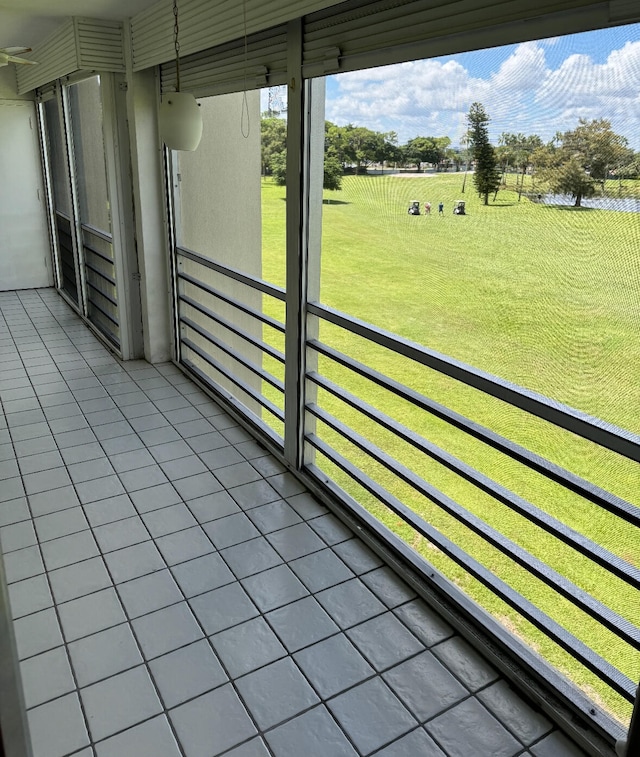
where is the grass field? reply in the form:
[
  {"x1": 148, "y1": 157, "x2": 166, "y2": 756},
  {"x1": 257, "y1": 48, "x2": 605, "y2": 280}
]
[{"x1": 258, "y1": 173, "x2": 640, "y2": 723}]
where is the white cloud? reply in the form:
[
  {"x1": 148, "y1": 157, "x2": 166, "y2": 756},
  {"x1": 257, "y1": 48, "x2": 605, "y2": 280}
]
[
  {"x1": 534, "y1": 40, "x2": 640, "y2": 143},
  {"x1": 326, "y1": 58, "x2": 489, "y2": 144},
  {"x1": 323, "y1": 34, "x2": 640, "y2": 149},
  {"x1": 490, "y1": 41, "x2": 547, "y2": 92}
]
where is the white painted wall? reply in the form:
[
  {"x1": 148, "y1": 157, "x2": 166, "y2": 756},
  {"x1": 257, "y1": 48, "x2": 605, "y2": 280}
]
[
  {"x1": 0, "y1": 67, "x2": 30, "y2": 101},
  {"x1": 0, "y1": 96, "x2": 53, "y2": 291}
]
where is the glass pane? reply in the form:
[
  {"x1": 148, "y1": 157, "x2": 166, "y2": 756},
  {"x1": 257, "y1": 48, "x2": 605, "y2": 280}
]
[
  {"x1": 67, "y1": 76, "x2": 119, "y2": 346},
  {"x1": 43, "y1": 98, "x2": 70, "y2": 216},
  {"x1": 67, "y1": 76, "x2": 112, "y2": 233},
  {"x1": 42, "y1": 97, "x2": 78, "y2": 303}
]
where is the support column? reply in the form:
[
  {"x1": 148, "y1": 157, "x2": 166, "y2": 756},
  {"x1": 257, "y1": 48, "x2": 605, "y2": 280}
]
[
  {"x1": 124, "y1": 25, "x2": 174, "y2": 363},
  {"x1": 283, "y1": 18, "x2": 325, "y2": 469}
]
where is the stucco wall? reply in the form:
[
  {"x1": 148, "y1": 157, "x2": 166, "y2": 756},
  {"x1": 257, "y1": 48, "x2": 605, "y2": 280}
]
[{"x1": 0, "y1": 66, "x2": 32, "y2": 100}]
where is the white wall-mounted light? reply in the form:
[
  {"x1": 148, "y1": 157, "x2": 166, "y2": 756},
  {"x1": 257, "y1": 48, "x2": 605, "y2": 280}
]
[{"x1": 158, "y1": 0, "x2": 203, "y2": 151}]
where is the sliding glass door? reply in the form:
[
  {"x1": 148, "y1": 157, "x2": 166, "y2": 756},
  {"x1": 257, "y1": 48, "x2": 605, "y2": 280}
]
[
  {"x1": 66, "y1": 76, "x2": 120, "y2": 348},
  {"x1": 39, "y1": 74, "x2": 140, "y2": 356},
  {"x1": 42, "y1": 96, "x2": 80, "y2": 305}
]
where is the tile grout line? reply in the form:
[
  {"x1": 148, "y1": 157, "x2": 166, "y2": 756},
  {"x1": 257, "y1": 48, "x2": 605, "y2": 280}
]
[
  {"x1": 10, "y1": 296, "x2": 438, "y2": 748},
  {"x1": 3, "y1": 298, "x2": 371, "y2": 754},
  {"x1": 7, "y1": 291, "x2": 277, "y2": 757},
  {"x1": 1, "y1": 290, "x2": 561, "y2": 757},
  {"x1": 1, "y1": 293, "x2": 98, "y2": 757}
]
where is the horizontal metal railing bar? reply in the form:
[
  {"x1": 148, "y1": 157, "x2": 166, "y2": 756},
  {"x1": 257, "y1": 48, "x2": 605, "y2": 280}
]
[
  {"x1": 180, "y1": 316, "x2": 285, "y2": 394},
  {"x1": 61, "y1": 280, "x2": 77, "y2": 296},
  {"x1": 308, "y1": 302, "x2": 640, "y2": 464},
  {"x1": 87, "y1": 293, "x2": 120, "y2": 328},
  {"x1": 89, "y1": 320, "x2": 120, "y2": 350},
  {"x1": 62, "y1": 286, "x2": 79, "y2": 306},
  {"x1": 59, "y1": 261, "x2": 75, "y2": 278},
  {"x1": 308, "y1": 340, "x2": 640, "y2": 529},
  {"x1": 81, "y1": 222, "x2": 113, "y2": 244},
  {"x1": 82, "y1": 239, "x2": 115, "y2": 267},
  {"x1": 179, "y1": 294, "x2": 285, "y2": 364},
  {"x1": 54, "y1": 209, "x2": 72, "y2": 223},
  {"x1": 308, "y1": 401, "x2": 640, "y2": 647},
  {"x1": 306, "y1": 433, "x2": 636, "y2": 702},
  {"x1": 181, "y1": 337, "x2": 285, "y2": 423},
  {"x1": 308, "y1": 372, "x2": 640, "y2": 591},
  {"x1": 177, "y1": 246, "x2": 286, "y2": 302},
  {"x1": 57, "y1": 227, "x2": 73, "y2": 245},
  {"x1": 302, "y1": 464, "x2": 629, "y2": 750},
  {"x1": 178, "y1": 271, "x2": 285, "y2": 334},
  {"x1": 86, "y1": 280, "x2": 118, "y2": 308},
  {"x1": 84, "y1": 259, "x2": 117, "y2": 287},
  {"x1": 180, "y1": 357, "x2": 284, "y2": 447}
]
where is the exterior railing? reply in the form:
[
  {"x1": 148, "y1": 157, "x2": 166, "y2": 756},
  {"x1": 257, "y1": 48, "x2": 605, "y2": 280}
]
[
  {"x1": 169, "y1": 246, "x2": 639, "y2": 743},
  {"x1": 54, "y1": 211, "x2": 79, "y2": 305},
  {"x1": 175, "y1": 246, "x2": 286, "y2": 446},
  {"x1": 304, "y1": 300, "x2": 639, "y2": 722},
  {"x1": 81, "y1": 223, "x2": 120, "y2": 348}
]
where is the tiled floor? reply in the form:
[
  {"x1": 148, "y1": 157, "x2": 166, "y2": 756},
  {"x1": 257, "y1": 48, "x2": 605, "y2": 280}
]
[{"x1": 0, "y1": 289, "x2": 588, "y2": 757}]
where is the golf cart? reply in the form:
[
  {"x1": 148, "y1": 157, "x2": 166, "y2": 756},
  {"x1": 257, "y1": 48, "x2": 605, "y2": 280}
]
[
  {"x1": 453, "y1": 200, "x2": 466, "y2": 215},
  {"x1": 408, "y1": 200, "x2": 421, "y2": 215}
]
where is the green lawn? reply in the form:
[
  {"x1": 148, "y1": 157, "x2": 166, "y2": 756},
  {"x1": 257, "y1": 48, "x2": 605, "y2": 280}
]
[{"x1": 259, "y1": 174, "x2": 640, "y2": 723}]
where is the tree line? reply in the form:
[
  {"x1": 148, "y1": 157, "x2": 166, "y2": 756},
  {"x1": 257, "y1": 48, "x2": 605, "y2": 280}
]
[
  {"x1": 262, "y1": 106, "x2": 639, "y2": 206},
  {"x1": 463, "y1": 102, "x2": 637, "y2": 206},
  {"x1": 261, "y1": 117, "x2": 462, "y2": 192}
]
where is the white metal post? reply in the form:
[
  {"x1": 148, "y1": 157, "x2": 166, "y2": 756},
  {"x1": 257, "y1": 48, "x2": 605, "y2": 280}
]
[
  {"x1": 283, "y1": 17, "x2": 306, "y2": 468},
  {"x1": 101, "y1": 72, "x2": 144, "y2": 359}
]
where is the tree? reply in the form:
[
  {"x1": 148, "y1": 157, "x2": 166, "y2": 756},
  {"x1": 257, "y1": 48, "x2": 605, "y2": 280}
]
[
  {"x1": 560, "y1": 118, "x2": 631, "y2": 187},
  {"x1": 617, "y1": 152, "x2": 640, "y2": 180},
  {"x1": 403, "y1": 137, "x2": 435, "y2": 171},
  {"x1": 323, "y1": 155, "x2": 343, "y2": 192},
  {"x1": 271, "y1": 152, "x2": 287, "y2": 186},
  {"x1": 496, "y1": 133, "x2": 516, "y2": 187},
  {"x1": 273, "y1": 148, "x2": 343, "y2": 192},
  {"x1": 433, "y1": 136, "x2": 452, "y2": 171},
  {"x1": 544, "y1": 156, "x2": 597, "y2": 206},
  {"x1": 537, "y1": 119, "x2": 631, "y2": 206},
  {"x1": 380, "y1": 131, "x2": 402, "y2": 169},
  {"x1": 260, "y1": 116, "x2": 287, "y2": 177},
  {"x1": 402, "y1": 136, "x2": 450, "y2": 172},
  {"x1": 466, "y1": 102, "x2": 501, "y2": 205},
  {"x1": 325, "y1": 121, "x2": 348, "y2": 168},
  {"x1": 340, "y1": 125, "x2": 386, "y2": 173},
  {"x1": 459, "y1": 130, "x2": 472, "y2": 192},
  {"x1": 497, "y1": 132, "x2": 543, "y2": 199}
]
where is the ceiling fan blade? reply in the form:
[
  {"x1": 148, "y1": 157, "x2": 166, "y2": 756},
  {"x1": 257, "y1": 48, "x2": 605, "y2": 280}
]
[
  {"x1": 7, "y1": 55, "x2": 38, "y2": 65},
  {"x1": 1, "y1": 47, "x2": 32, "y2": 55}
]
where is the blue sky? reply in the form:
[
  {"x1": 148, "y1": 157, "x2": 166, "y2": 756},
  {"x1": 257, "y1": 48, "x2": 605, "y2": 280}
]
[{"x1": 322, "y1": 24, "x2": 640, "y2": 149}]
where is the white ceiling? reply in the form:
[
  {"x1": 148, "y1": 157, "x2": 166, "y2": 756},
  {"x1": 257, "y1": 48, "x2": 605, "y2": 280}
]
[{"x1": 0, "y1": 0, "x2": 160, "y2": 49}]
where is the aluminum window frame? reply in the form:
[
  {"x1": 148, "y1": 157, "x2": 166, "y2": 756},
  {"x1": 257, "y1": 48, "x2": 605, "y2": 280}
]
[{"x1": 37, "y1": 72, "x2": 143, "y2": 360}]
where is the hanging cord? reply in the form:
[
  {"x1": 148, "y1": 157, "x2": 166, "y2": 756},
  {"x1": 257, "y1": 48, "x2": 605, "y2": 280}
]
[
  {"x1": 173, "y1": 0, "x2": 181, "y2": 92},
  {"x1": 241, "y1": 0, "x2": 250, "y2": 138}
]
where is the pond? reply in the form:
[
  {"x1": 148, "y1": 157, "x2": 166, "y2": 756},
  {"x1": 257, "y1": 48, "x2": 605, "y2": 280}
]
[{"x1": 532, "y1": 193, "x2": 640, "y2": 212}]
